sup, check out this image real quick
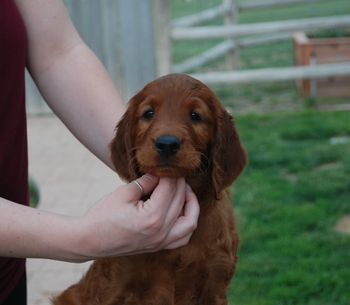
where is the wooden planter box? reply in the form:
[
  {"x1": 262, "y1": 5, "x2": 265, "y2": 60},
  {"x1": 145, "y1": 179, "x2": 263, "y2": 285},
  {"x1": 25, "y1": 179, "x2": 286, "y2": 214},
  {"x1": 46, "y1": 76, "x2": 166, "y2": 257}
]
[{"x1": 293, "y1": 31, "x2": 350, "y2": 98}]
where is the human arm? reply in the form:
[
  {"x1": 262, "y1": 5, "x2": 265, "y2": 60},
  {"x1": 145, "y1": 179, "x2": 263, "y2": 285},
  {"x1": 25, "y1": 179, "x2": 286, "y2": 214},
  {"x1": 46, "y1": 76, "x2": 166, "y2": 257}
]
[
  {"x1": 15, "y1": 0, "x2": 124, "y2": 169},
  {"x1": 0, "y1": 175, "x2": 199, "y2": 262},
  {"x1": 9, "y1": 0, "x2": 200, "y2": 258}
]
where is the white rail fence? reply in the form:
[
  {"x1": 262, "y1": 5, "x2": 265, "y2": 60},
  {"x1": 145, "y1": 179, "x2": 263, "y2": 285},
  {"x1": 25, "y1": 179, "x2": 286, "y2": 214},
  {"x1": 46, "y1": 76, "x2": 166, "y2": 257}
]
[
  {"x1": 192, "y1": 63, "x2": 350, "y2": 85},
  {"x1": 156, "y1": 0, "x2": 350, "y2": 85}
]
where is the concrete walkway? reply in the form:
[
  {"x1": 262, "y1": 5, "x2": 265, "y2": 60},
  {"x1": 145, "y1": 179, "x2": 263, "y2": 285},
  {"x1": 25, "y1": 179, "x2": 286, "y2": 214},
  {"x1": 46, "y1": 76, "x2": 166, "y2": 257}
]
[{"x1": 27, "y1": 115, "x2": 122, "y2": 305}]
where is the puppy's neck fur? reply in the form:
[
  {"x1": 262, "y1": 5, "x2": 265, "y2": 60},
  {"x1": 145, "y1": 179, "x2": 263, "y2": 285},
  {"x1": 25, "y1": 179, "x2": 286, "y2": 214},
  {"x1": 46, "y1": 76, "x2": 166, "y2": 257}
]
[{"x1": 186, "y1": 173, "x2": 217, "y2": 205}]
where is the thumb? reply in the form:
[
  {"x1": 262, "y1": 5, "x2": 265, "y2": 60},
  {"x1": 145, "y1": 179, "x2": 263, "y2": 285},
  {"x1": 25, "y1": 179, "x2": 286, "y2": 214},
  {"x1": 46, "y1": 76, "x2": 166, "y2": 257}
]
[{"x1": 124, "y1": 174, "x2": 159, "y2": 201}]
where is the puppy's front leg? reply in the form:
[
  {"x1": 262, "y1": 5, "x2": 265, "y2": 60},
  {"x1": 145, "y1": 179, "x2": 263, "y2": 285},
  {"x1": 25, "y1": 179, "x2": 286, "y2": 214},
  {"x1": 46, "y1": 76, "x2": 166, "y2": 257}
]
[{"x1": 197, "y1": 232, "x2": 239, "y2": 305}]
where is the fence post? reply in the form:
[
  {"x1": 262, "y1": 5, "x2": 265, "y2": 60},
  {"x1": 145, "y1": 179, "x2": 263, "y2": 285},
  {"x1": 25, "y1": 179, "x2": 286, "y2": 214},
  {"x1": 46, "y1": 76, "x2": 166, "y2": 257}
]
[
  {"x1": 223, "y1": 0, "x2": 240, "y2": 69},
  {"x1": 154, "y1": 0, "x2": 171, "y2": 76}
]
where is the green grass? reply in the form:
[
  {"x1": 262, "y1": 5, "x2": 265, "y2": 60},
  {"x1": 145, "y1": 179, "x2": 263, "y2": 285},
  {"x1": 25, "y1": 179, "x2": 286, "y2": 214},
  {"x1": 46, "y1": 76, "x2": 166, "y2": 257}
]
[{"x1": 229, "y1": 111, "x2": 350, "y2": 305}]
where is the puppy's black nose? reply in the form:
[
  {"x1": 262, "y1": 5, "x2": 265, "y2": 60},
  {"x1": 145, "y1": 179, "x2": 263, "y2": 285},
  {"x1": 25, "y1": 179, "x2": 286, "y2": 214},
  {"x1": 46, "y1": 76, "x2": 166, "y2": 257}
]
[{"x1": 155, "y1": 135, "x2": 181, "y2": 157}]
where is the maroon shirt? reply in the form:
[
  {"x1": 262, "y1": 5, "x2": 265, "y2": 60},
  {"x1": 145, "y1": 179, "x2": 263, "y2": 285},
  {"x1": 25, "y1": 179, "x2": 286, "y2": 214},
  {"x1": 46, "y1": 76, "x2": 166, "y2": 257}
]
[{"x1": 0, "y1": 0, "x2": 29, "y2": 302}]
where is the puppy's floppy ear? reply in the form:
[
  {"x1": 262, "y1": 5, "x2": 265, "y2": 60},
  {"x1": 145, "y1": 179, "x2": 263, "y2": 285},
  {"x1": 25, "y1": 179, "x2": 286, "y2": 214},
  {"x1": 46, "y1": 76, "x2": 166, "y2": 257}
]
[
  {"x1": 109, "y1": 101, "x2": 139, "y2": 182},
  {"x1": 211, "y1": 107, "x2": 247, "y2": 197}
]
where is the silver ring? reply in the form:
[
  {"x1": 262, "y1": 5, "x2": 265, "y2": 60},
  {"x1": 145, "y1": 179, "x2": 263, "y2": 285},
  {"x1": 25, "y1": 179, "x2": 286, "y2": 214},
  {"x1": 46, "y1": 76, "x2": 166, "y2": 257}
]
[{"x1": 134, "y1": 180, "x2": 145, "y2": 196}]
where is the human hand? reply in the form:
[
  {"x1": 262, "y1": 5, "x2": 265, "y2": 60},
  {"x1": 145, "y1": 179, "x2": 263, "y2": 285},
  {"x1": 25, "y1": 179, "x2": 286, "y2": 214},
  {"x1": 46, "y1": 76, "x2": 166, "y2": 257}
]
[{"x1": 77, "y1": 175, "x2": 199, "y2": 260}]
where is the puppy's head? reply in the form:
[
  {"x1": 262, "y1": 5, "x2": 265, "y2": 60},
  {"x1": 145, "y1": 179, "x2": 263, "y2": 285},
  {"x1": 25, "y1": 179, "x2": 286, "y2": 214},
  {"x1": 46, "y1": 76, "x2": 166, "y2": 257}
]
[{"x1": 110, "y1": 74, "x2": 246, "y2": 197}]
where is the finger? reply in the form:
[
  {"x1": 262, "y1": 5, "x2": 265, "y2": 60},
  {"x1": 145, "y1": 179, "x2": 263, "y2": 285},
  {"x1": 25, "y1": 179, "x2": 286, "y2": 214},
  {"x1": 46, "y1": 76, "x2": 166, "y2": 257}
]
[
  {"x1": 162, "y1": 188, "x2": 200, "y2": 249},
  {"x1": 165, "y1": 233, "x2": 192, "y2": 250},
  {"x1": 123, "y1": 174, "x2": 159, "y2": 201},
  {"x1": 163, "y1": 178, "x2": 187, "y2": 227},
  {"x1": 144, "y1": 177, "x2": 177, "y2": 214},
  {"x1": 181, "y1": 184, "x2": 200, "y2": 224}
]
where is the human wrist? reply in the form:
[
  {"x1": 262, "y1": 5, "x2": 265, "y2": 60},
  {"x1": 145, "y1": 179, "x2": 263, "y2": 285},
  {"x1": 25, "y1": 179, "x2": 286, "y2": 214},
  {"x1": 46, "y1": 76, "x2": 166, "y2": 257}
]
[
  {"x1": 67, "y1": 213, "x2": 116, "y2": 261},
  {"x1": 35, "y1": 213, "x2": 94, "y2": 263},
  {"x1": 56, "y1": 215, "x2": 99, "y2": 262}
]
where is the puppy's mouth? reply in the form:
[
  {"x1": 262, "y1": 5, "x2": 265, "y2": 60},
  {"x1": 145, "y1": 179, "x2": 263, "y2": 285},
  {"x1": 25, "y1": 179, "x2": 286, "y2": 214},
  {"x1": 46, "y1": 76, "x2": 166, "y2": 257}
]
[
  {"x1": 138, "y1": 163, "x2": 187, "y2": 178},
  {"x1": 136, "y1": 151, "x2": 193, "y2": 177}
]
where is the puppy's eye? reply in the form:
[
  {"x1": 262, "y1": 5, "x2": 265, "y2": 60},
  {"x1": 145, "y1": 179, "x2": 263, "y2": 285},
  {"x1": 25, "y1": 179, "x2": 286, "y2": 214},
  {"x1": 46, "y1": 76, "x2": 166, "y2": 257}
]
[
  {"x1": 142, "y1": 109, "x2": 154, "y2": 120},
  {"x1": 190, "y1": 111, "x2": 202, "y2": 122}
]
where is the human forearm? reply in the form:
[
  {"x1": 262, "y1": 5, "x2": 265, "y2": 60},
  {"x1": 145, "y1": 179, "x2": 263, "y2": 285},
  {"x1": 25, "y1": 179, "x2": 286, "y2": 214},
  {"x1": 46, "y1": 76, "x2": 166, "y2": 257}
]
[
  {"x1": 0, "y1": 197, "x2": 89, "y2": 262},
  {"x1": 29, "y1": 44, "x2": 125, "y2": 169},
  {"x1": 16, "y1": 0, "x2": 125, "y2": 169}
]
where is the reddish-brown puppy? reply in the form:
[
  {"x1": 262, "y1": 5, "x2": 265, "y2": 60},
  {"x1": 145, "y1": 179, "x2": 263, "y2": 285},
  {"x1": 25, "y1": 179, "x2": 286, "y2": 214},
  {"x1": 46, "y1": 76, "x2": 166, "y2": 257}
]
[{"x1": 54, "y1": 74, "x2": 247, "y2": 305}]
